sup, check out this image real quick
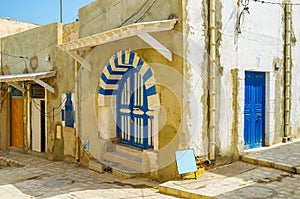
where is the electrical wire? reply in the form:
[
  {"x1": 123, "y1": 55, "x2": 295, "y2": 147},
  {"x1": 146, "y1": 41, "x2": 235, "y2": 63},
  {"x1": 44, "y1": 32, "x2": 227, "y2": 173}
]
[
  {"x1": 135, "y1": 0, "x2": 158, "y2": 23},
  {"x1": 237, "y1": 6, "x2": 250, "y2": 34},
  {"x1": 119, "y1": 0, "x2": 149, "y2": 27},
  {"x1": 242, "y1": 0, "x2": 250, "y2": 6},
  {"x1": 1, "y1": 47, "x2": 78, "y2": 119},
  {"x1": 252, "y1": 0, "x2": 300, "y2": 6},
  {"x1": 0, "y1": 51, "x2": 28, "y2": 59},
  {"x1": 0, "y1": 0, "x2": 158, "y2": 118},
  {"x1": 80, "y1": 0, "x2": 124, "y2": 29},
  {"x1": 31, "y1": 97, "x2": 67, "y2": 118}
]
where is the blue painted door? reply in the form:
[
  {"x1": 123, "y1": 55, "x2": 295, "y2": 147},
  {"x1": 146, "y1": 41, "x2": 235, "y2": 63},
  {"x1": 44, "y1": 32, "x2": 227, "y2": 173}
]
[
  {"x1": 116, "y1": 68, "x2": 154, "y2": 149},
  {"x1": 244, "y1": 72, "x2": 265, "y2": 149}
]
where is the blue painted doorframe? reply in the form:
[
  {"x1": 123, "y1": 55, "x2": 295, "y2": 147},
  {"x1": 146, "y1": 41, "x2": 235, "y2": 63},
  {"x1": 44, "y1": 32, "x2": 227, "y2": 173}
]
[{"x1": 244, "y1": 71, "x2": 266, "y2": 149}]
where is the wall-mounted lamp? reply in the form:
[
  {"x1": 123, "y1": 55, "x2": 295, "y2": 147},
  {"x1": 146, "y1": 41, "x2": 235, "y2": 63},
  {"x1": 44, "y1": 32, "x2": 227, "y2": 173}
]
[{"x1": 274, "y1": 62, "x2": 281, "y2": 70}]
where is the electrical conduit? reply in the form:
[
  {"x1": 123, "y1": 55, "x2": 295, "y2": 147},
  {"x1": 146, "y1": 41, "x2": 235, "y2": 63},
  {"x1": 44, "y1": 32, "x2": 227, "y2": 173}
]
[
  {"x1": 284, "y1": 1, "x2": 292, "y2": 142},
  {"x1": 208, "y1": 0, "x2": 216, "y2": 161}
]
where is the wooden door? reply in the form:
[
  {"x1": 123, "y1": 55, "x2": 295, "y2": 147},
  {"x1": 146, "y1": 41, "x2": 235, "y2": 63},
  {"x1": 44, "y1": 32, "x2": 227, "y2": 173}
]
[
  {"x1": 31, "y1": 99, "x2": 46, "y2": 152},
  {"x1": 11, "y1": 98, "x2": 23, "y2": 148},
  {"x1": 116, "y1": 68, "x2": 154, "y2": 149},
  {"x1": 244, "y1": 72, "x2": 265, "y2": 149}
]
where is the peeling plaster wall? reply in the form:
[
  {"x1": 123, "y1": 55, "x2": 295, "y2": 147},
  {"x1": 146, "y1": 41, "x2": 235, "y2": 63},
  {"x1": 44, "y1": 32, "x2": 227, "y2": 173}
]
[
  {"x1": 1, "y1": 23, "x2": 61, "y2": 74},
  {"x1": 236, "y1": 1, "x2": 284, "y2": 147},
  {"x1": 77, "y1": 28, "x2": 184, "y2": 179},
  {"x1": 0, "y1": 18, "x2": 38, "y2": 73},
  {"x1": 48, "y1": 23, "x2": 77, "y2": 159},
  {"x1": 0, "y1": 22, "x2": 76, "y2": 157},
  {"x1": 181, "y1": 0, "x2": 207, "y2": 157},
  {"x1": 76, "y1": 0, "x2": 184, "y2": 180},
  {"x1": 218, "y1": 0, "x2": 238, "y2": 159},
  {"x1": 290, "y1": 6, "x2": 300, "y2": 138},
  {"x1": 0, "y1": 84, "x2": 9, "y2": 150},
  {"x1": 78, "y1": 0, "x2": 179, "y2": 37},
  {"x1": 219, "y1": 0, "x2": 284, "y2": 158}
]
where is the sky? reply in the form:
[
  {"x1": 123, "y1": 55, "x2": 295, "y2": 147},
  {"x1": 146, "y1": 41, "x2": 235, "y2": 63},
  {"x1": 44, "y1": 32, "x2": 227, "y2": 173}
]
[{"x1": 0, "y1": 0, "x2": 95, "y2": 25}]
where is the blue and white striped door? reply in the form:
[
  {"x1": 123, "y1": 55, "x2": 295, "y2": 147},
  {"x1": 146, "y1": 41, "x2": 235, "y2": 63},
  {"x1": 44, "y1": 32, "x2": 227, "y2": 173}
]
[{"x1": 116, "y1": 68, "x2": 154, "y2": 149}]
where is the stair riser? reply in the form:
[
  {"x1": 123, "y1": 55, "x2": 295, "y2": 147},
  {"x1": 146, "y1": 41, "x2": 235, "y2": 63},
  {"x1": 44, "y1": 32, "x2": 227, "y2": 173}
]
[
  {"x1": 104, "y1": 153, "x2": 145, "y2": 172},
  {"x1": 115, "y1": 145, "x2": 143, "y2": 159}
]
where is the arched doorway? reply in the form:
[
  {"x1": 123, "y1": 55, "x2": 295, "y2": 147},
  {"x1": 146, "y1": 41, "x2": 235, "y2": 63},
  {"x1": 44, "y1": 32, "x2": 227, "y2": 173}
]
[{"x1": 98, "y1": 50, "x2": 159, "y2": 149}]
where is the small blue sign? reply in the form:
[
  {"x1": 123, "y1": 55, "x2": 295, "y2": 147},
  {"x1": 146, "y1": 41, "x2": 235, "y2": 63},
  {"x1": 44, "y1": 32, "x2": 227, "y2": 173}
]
[{"x1": 175, "y1": 149, "x2": 197, "y2": 175}]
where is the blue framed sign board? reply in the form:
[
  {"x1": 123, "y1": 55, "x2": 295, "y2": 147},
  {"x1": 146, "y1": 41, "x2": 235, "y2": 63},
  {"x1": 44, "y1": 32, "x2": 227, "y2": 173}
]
[{"x1": 175, "y1": 149, "x2": 197, "y2": 180}]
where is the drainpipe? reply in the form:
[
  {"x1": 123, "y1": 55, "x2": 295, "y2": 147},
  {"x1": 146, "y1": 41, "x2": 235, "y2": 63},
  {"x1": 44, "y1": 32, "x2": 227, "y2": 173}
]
[
  {"x1": 208, "y1": 0, "x2": 216, "y2": 161},
  {"x1": 283, "y1": 1, "x2": 292, "y2": 142},
  {"x1": 27, "y1": 84, "x2": 31, "y2": 149}
]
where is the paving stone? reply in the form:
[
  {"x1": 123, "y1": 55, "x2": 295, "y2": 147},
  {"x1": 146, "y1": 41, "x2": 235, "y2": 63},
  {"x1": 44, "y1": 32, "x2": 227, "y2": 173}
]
[
  {"x1": 160, "y1": 140, "x2": 300, "y2": 199},
  {"x1": 0, "y1": 151, "x2": 177, "y2": 199}
]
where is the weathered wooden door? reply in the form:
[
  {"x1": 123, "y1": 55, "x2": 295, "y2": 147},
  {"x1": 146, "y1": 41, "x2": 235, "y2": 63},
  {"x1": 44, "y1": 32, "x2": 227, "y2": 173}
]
[
  {"x1": 11, "y1": 97, "x2": 23, "y2": 148},
  {"x1": 244, "y1": 71, "x2": 265, "y2": 149}
]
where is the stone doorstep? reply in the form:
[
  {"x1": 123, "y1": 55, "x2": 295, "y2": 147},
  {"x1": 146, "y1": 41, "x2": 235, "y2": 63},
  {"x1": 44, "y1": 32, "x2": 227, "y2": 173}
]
[
  {"x1": 88, "y1": 159, "x2": 145, "y2": 179},
  {"x1": 103, "y1": 150, "x2": 144, "y2": 172},
  {"x1": 159, "y1": 174, "x2": 255, "y2": 199},
  {"x1": 159, "y1": 185, "x2": 215, "y2": 199},
  {"x1": 241, "y1": 156, "x2": 299, "y2": 174}
]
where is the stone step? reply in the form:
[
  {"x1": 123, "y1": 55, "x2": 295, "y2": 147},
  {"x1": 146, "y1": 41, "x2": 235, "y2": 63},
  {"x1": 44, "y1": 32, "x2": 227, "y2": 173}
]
[
  {"x1": 104, "y1": 151, "x2": 144, "y2": 172},
  {"x1": 89, "y1": 159, "x2": 144, "y2": 178},
  {"x1": 115, "y1": 144, "x2": 143, "y2": 159}
]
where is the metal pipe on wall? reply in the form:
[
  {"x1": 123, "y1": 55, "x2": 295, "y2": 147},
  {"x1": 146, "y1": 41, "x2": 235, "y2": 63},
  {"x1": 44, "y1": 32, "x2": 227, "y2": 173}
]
[
  {"x1": 208, "y1": 0, "x2": 216, "y2": 161},
  {"x1": 283, "y1": 1, "x2": 292, "y2": 142},
  {"x1": 27, "y1": 84, "x2": 31, "y2": 149},
  {"x1": 74, "y1": 59, "x2": 80, "y2": 161}
]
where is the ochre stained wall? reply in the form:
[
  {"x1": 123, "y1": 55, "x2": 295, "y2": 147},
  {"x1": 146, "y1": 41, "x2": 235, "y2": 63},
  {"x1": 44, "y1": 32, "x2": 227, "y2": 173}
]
[
  {"x1": 78, "y1": 0, "x2": 179, "y2": 37},
  {"x1": 0, "y1": 22, "x2": 77, "y2": 158},
  {"x1": 0, "y1": 18, "x2": 38, "y2": 38}
]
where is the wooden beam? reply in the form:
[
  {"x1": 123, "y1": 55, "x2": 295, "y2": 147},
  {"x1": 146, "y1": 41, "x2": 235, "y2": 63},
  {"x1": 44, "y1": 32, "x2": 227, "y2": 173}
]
[
  {"x1": 58, "y1": 19, "x2": 177, "y2": 51},
  {"x1": 8, "y1": 82, "x2": 26, "y2": 93},
  {"x1": 137, "y1": 32, "x2": 172, "y2": 61},
  {"x1": 68, "y1": 51, "x2": 92, "y2": 71},
  {"x1": 34, "y1": 79, "x2": 55, "y2": 93}
]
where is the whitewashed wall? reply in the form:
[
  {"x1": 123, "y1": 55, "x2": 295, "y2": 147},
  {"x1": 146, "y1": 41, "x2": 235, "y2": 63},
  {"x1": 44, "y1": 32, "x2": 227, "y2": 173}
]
[
  {"x1": 291, "y1": 5, "x2": 300, "y2": 138},
  {"x1": 220, "y1": 0, "x2": 284, "y2": 156},
  {"x1": 182, "y1": 0, "x2": 207, "y2": 156}
]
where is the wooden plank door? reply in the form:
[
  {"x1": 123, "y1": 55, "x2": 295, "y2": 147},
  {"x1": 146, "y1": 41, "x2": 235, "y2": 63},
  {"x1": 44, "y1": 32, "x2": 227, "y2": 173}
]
[{"x1": 11, "y1": 98, "x2": 23, "y2": 148}]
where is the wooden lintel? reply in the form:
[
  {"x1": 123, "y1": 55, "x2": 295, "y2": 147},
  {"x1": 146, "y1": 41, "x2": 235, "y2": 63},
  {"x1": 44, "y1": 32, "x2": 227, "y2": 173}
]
[{"x1": 34, "y1": 79, "x2": 55, "y2": 93}]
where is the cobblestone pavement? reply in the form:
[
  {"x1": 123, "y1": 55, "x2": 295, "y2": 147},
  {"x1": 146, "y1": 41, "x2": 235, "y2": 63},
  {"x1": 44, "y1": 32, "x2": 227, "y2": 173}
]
[
  {"x1": 217, "y1": 162, "x2": 300, "y2": 199},
  {"x1": 0, "y1": 151, "x2": 177, "y2": 199},
  {"x1": 160, "y1": 161, "x2": 300, "y2": 199},
  {"x1": 160, "y1": 140, "x2": 300, "y2": 199},
  {"x1": 2, "y1": 139, "x2": 300, "y2": 199},
  {"x1": 243, "y1": 139, "x2": 300, "y2": 174}
]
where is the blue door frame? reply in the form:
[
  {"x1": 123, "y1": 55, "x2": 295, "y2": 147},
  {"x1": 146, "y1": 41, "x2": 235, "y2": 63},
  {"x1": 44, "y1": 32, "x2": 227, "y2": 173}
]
[
  {"x1": 116, "y1": 67, "x2": 154, "y2": 149},
  {"x1": 244, "y1": 71, "x2": 266, "y2": 149}
]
